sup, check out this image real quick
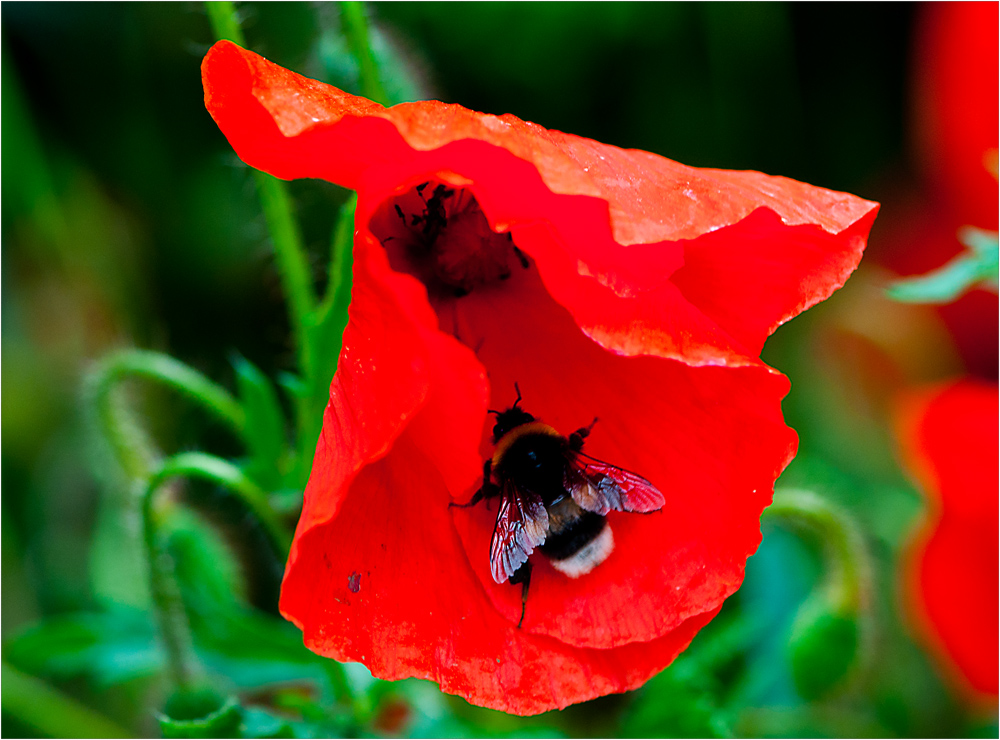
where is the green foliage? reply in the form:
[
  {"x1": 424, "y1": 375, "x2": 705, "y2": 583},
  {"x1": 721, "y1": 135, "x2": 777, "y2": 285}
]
[
  {"x1": 166, "y1": 507, "x2": 249, "y2": 609},
  {"x1": 160, "y1": 687, "x2": 243, "y2": 738},
  {"x1": 233, "y1": 354, "x2": 291, "y2": 491},
  {"x1": 5, "y1": 609, "x2": 161, "y2": 688},
  {"x1": 621, "y1": 664, "x2": 730, "y2": 738},
  {"x1": 1, "y1": 663, "x2": 133, "y2": 739},
  {"x1": 788, "y1": 599, "x2": 859, "y2": 700},
  {"x1": 157, "y1": 687, "x2": 304, "y2": 738}
]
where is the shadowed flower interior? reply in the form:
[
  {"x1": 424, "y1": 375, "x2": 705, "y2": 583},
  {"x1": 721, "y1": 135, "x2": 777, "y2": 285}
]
[{"x1": 373, "y1": 182, "x2": 528, "y2": 300}]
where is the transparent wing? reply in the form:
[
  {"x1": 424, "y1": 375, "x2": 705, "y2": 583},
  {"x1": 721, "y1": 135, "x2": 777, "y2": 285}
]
[
  {"x1": 489, "y1": 483, "x2": 548, "y2": 584},
  {"x1": 566, "y1": 453, "x2": 665, "y2": 515}
]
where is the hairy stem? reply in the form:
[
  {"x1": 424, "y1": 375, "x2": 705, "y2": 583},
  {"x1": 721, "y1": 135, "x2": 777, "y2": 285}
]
[
  {"x1": 764, "y1": 488, "x2": 869, "y2": 613},
  {"x1": 206, "y1": 0, "x2": 247, "y2": 46},
  {"x1": 86, "y1": 350, "x2": 245, "y2": 480},
  {"x1": 142, "y1": 477, "x2": 200, "y2": 689},
  {"x1": 253, "y1": 170, "x2": 318, "y2": 378},
  {"x1": 149, "y1": 452, "x2": 293, "y2": 556},
  {"x1": 206, "y1": 1, "x2": 318, "y2": 382},
  {"x1": 341, "y1": 1, "x2": 388, "y2": 104}
]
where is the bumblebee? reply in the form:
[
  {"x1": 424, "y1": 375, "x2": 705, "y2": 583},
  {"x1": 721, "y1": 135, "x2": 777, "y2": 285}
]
[{"x1": 456, "y1": 385, "x2": 665, "y2": 627}]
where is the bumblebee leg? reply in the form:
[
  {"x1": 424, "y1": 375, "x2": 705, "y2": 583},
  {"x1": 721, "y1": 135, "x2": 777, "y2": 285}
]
[
  {"x1": 449, "y1": 460, "x2": 493, "y2": 508},
  {"x1": 569, "y1": 417, "x2": 599, "y2": 451},
  {"x1": 508, "y1": 561, "x2": 532, "y2": 629}
]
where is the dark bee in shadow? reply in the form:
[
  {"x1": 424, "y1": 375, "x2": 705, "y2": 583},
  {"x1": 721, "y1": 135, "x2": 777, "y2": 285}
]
[{"x1": 453, "y1": 384, "x2": 665, "y2": 628}]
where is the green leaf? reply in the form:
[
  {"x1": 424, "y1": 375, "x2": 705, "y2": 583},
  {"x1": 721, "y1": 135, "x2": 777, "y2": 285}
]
[
  {"x1": 787, "y1": 596, "x2": 859, "y2": 700},
  {"x1": 240, "y1": 708, "x2": 296, "y2": 739},
  {"x1": 232, "y1": 354, "x2": 289, "y2": 490},
  {"x1": 620, "y1": 662, "x2": 731, "y2": 738},
  {"x1": 289, "y1": 194, "x2": 356, "y2": 488},
  {"x1": 163, "y1": 509, "x2": 333, "y2": 694},
  {"x1": 167, "y1": 506, "x2": 248, "y2": 609},
  {"x1": 193, "y1": 607, "x2": 337, "y2": 696},
  {"x1": 887, "y1": 227, "x2": 999, "y2": 304},
  {"x1": 160, "y1": 686, "x2": 243, "y2": 738},
  {"x1": 4, "y1": 608, "x2": 161, "y2": 688},
  {"x1": 959, "y1": 225, "x2": 1000, "y2": 257},
  {"x1": 1, "y1": 662, "x2": 133, "y2": 739},
  {"x1": 307, "y1": 193, "x2": 356, "y2": 401}
]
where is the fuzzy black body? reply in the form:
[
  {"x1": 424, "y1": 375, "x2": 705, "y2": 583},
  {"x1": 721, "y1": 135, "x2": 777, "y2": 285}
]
[{"x1": 491, "y1": 427, "x2": 608, "y2": 562}]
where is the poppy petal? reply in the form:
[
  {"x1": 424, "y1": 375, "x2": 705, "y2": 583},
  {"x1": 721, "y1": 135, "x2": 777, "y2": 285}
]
[
  {"x1": 204, "y1": 40, "x2": 876, "y2": 713},
  {"x1": 898, "y1": 380, "x2": 999, "y2": 700},
  {"x1": 290, "y1": 234, "x2": 486, "y2": 542},
  {"x1": 445, "y1": 265, "x2": 796, "y2": 648},
  {"x1": 282, "y1": 431, "x2": 720, "y2": 716},
  {"x1": 203, "y1": 41, "x2": 878, "y2": 366}
]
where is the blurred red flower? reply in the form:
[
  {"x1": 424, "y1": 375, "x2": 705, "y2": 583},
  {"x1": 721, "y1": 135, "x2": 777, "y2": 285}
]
[
  {"x1": 897, "y1": 380, "x2": 999, "y2": 702},
  {"x1": 202, "y1": 41, "x2": 878, "y2": 714},
  {"x1": 912, "y1": 1, "x2": 998, "y2": 233},
  {"x1": 871, "y1": 2, "x2": 998, "y2": 377}
]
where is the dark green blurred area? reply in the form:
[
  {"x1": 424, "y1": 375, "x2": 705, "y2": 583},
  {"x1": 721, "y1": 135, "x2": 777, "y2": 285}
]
[{"x1": 3, "y1": 2, "x2": 994, "y2": 738}]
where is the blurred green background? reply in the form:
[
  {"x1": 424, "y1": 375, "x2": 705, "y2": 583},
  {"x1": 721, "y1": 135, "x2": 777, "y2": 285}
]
[{"x1": 2, "y1": 2, "x2": 996, "y2": 737}]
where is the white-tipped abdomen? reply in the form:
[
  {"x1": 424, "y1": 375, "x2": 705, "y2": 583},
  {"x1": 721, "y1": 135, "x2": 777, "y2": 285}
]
[{"x1": 549, "y1": 523, "x2": 615, "y2": 578}]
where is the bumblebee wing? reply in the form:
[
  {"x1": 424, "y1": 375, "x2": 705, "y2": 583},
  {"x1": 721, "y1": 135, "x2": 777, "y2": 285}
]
[
  {"x1": 489, "y1": 483, "x2": 548, "y2": 584},
  {"x1": 566, "y1": 453, "x2": 665, "y2": 515}
]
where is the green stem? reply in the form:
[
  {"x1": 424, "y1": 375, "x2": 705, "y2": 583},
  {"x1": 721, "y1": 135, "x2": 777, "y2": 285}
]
[
  {"x1": 764, "y1": 488, "x2": 868, "y2": 613},
  {"x1": 140, "y1": 453, "x2": 293, "y2": 689},
  {"x1": 293, "y1": 195, "x2": 357, "y2": 486},
  {"x1": 1, "y1": 663, "x2": 133, "y2": 738},
  {"x1": 341, "y1": 1, "x2": 388, "y2": 104},
  {"x1": 87, "y1": 350, "x2": 245, "y2": 477},
  {"x1": 320, "y1": 192, "x2": 357, "y2": 320},
  {"x1": 149, "y1": 452, "x2": 293, "y2": 555},
  {"x1": 142, "y1": 477, "x2": 201, "y2": 689},
  {"x1": 206, "y1": 0, "x2": 247, "y2": 46},
  {"x1": 206, "y1": 1, "x2": 318, "y2": 383},
  {"x1": 253, "y1": 170, "x2": 317, "y2": 378}
]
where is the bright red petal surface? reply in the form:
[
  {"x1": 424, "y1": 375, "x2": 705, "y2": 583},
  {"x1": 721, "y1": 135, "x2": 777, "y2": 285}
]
[
  {"x1": 898, "y1": 380, "x2": 999, "y2": 700},
  {"x1": 282, "y1": 432, "x2": 719, "y2": 715},
  {"x1": 444, "y1": 263, "x2": 796, "y2": 649},
  {"x1": 288, "y1": 234, "x2": 486, "y2": 550},
  {"x1": 203, "y1": 41, "x2": 878, "y2": 366},
  {"x1": 282, "y1": 223, "x2": 795, "y2": 710}
]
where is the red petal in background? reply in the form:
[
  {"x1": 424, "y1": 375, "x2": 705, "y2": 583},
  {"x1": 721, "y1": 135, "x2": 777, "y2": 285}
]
[
  {"x1": 865, "y1": 193, "x2": 998, "y2": 379},
  {"x1": 898, "y1": 380, "x2": 999, "y2": 702},
  {"x1": 912, "y1": 2, "x2": 999, "y2": 231}
]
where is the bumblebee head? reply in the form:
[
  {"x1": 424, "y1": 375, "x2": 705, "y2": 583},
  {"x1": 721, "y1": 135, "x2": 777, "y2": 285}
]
[{"x1": 488, "y1": 382, "x2": 535, "y2": 443}]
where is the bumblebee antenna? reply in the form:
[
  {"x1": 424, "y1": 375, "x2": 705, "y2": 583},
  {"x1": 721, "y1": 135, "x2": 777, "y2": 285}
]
[
  {"x1": 513, "y1": 382, "x2": 522, "y2": 408},
  {"x1": 487, "y1": 409, "x2": 501, "y2": 416}
]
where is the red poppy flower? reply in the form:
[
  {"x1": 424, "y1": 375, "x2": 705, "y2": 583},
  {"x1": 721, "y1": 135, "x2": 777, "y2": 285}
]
[
  {"x1": 202, "y1": 41, "x2": 879, "y2": 714},
  {"x1": 875, "y1": 1, "x2": 998, "y2": 378},
  {"x1": 912, "y1": 1, "x2": 998, "y2": 232},
  {"x1": 898, "y1": 380, "x2": 999, "y2": 702}
]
